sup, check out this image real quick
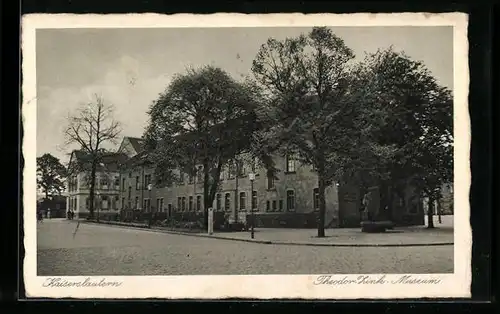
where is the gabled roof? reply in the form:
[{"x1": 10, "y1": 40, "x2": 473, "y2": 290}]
[
  {"x1": 69, "y1": 150, "x2": 129, "y2": 173},
  {"x1": 125, "y1": 136, "x2": 145, "y2": 154}
]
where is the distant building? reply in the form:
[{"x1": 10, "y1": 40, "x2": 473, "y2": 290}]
[
  {"x1": 37, "y1": 195, "x2": 67, "y2": 218},
  {"x1": 422, "y1": 183, "x2": 454, "y2": 215},
  {"x1": 66, "y1": 150, "x2": 128, "y2": 219}
]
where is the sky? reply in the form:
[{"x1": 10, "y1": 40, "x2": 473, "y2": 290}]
[{"x1": 36, "y1": 26, "x2": 453, "y2": 163}]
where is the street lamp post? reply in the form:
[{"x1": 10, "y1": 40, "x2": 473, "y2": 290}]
[
  {"x1": 249, "y1": 173, "x2": 255, "y2": 239},
  {"x1": 147, "y1": 183, "x2": 152, "y2": 228}
]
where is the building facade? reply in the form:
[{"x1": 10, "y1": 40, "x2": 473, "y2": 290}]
[
  {"x1": 115, "y1": 136, "x2": 424, "y2": 228},
  {"x1": 66, "y1": 150, "x2": 127, "y2": 219},
  {"x1": 118, "y1": 150, "x2": 339, "y2": 227}
]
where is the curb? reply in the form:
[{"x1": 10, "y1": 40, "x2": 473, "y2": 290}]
[{"x1": 72, "y1": 220, "x2": 454, "y2": 248}]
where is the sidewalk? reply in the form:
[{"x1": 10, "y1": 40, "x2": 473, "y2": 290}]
[
  {"x1": 74, "y1": 218, "x2": 454, "y2": 247},
  {"x1": 196, "y1": 225, "x2": 453, "y2": 246}
]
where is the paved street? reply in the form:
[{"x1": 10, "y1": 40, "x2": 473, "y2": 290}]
[{"x1": 37, "y1": 219, "x2": 453, "y2": 276}]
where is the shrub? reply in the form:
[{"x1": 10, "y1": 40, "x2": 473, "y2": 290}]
[{"x1": 246, "y1": 212, "x2": 319, "y2": 228}]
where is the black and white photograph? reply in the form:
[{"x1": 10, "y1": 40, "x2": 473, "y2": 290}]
[{"x1": 23, "y1": 13, "x2": 470, "y2": 299}]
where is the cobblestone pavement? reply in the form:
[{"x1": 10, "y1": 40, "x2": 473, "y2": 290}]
[{"x1": 37, "y1": 219, "x2": 454, "y2": 276}]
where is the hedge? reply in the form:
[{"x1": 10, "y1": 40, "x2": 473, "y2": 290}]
[{"x1": 246, "y1": 212, "x2": 319, "y2": 228}]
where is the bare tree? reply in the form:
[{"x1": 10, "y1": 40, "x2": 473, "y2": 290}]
[{"x1": 64, "y1": 94, "x2": 121, "y2": 219}]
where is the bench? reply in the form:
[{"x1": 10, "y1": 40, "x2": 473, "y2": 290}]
[{"x1": 361, "y1": 220, "x2": 394, "y2": 233}]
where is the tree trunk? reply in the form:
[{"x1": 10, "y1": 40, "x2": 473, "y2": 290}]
[
  {"x1": 379, "y1": 181, "x2": 389, "y2": 221},
  {"x1": 317, "y1": 155, "x2": 326, "y2": 237},
  {"x1": 88, "y1": 160, "x2": 97, "y2": 219},
  {"x1": 427, "y1": 197, "x2": 435, "y2": 228},
  {"x1": 437, "y1": 198, "x2": 442, "y2": 224},
  {"x1": 387, "y1": 184, "x2": 394, "y2": 221},
  {"x1": 202, "y1": 159, "x2": 212, "y2": 229}
]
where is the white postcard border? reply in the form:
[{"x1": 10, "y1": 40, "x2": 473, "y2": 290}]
[{"x1": 22, "y1": 12, "x2": 471, "y2": 299}]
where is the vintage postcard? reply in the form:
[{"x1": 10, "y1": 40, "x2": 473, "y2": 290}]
[{"x1": 22, "y1": 13, "x2": 471, "y2": 299}]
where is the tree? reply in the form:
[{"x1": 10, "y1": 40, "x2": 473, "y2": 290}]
[
  {"x1": 64, "y1": 94, "x2": 121, "y2": 219},
  {"x1": 143, "y1": 66, "x2": 258, "y2": 228},
  {"x1": 251, "y1": 27, "x2": 358, "y2": 237},
  {"x1": 37, "y1": 153, "x2": 67, "y2": 199},
  {"x1": 353, "y1": 48, "x2": 453, "y2": 227}
]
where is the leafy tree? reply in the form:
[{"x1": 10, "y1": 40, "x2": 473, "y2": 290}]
[
  {"x1": 143, "y1": 66, "x2": 258, "y2": 228},
  {"x1": 64, "y1": 94, "x2": 121, "y2": 219},
  {"x1": 251, "y1": 27, "x2": 358, "y2": 237},
  {"x1": 37, "y1": 153, "x2": 67, "y2": 199},
  {"x1": 353, "y1": 48, "x2": 453, "y2": 227}
]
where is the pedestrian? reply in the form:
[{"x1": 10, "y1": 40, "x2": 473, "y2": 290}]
[
  {"x1": 37, "y1": 209, "x2": 44, "y2": 223},
  {"x1": 67, "y1": 210, "x2": 71, "y2": 220},
  {"x1": 47, "y1": 208, "x2": 51, "y2": 219}
]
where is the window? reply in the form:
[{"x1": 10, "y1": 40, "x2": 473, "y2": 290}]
[
  {"x1": 122, "y1": 198, "x2": 125, "y2": 210},
  {"x1": 272, "y1": 200, "x2": 277, "y2": 211},
  {"x1": 286, "y1": 154, "x2": 296, "y2": 172},
  {"x1": 196, "y1": 196, "x2": 202, "y2": 211},
  {"x1": 252, "y1": 191, "x2": 257, "y2": 210},
  {"x1": 135, "y1": 196, "x2": 139, "y2": 209},
  {"x1": 114, "y1": 196, "x2": 119, "y2": 209},
  {"x1": 279, "y1": 200, "x2": 284, "y2": 211},
  {"x1": 86, "y1": 197, "x2": 90, "y2": 209},
  {"x1": 266, "y1": 201, "x2": 270, "y2": 212},
  {"x1": 128, "y1": 186, "x2": 132, "y2": 199},
  {"x1": 122, "y1": 178, "x2": 126, "y2": 191},
  {"x1": 197, "y1": 166, "x2": 203, "y2": 182},
  {"x1": 224, "y1": 193, "x2": 231, "y2": 211},
  {"x1": 313, "y1": 188, "x2": 319, "y2": 210},
  {"x1": 251, "y1": 157, "x2": 258, "y2": 171},
  {"x1": 101, "y1": 196, "x2": 109, "y2": 210},
  {"x1": 236, "y1": 160, "x2": 246, "y2": 177},
  {"x1": 157, "y1": 198, "x2": 161, "y2": 212},
  {"x1": 143, "y1": 199, "x2": 151, "y2": 212},
  {"x1": 135, "y1": 176, "x2": 140, "y2": 190},
  {"x1": 160, "y1": 198, "x2": 164, "y2": 212},
  {"x1": 189, "y1": 196, "x2": 193, "y2": 211},
  {"x1": 216, "y1": 194, "x2": 222, "y2": 211},
  {"x1": 114, "y1": 177, "x2": 120, "y2": 188},
  {"x1": 267, "y1": 173, "x2": 275, "y2": 189},
  {"x1": 287, "y1": 190, "x2": 296, "y2": 211},
  {"x1": 227, "y1": 162, "x2": 236, "y2": 179},
  {"x1": 101, "y1": 177, "x2": 109, "y2": 189},
  {"x1": 239, "y1": 192, "x2": 246, "y2": 210},
  {"x1": 177, "y1": 197, "x2": 182, "y2": 211},
  {"x1": 181, "y1": 197, "x2": 186, "y2": 211},
  {"x1": 168, "y1": 203, "x2": 172, "y2": 213},
  {"x1": 144, "y1": 174, "x2": 152, "y2": 188}
]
